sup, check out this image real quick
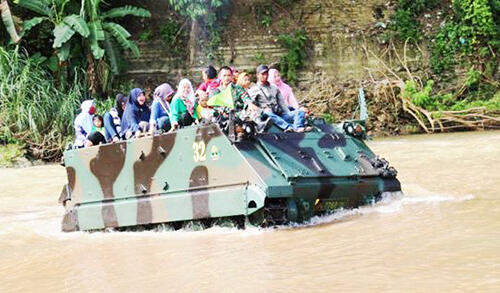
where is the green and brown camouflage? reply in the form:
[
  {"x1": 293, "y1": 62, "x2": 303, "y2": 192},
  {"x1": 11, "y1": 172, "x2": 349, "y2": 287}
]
[{"x1": 59, "y1": 118, "x2": 401, "y2": 232}]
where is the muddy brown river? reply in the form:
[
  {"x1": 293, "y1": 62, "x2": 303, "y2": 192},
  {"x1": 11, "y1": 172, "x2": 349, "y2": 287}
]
[{"x1": 0, "y1": 131, "x2": 499, "y2": 292}]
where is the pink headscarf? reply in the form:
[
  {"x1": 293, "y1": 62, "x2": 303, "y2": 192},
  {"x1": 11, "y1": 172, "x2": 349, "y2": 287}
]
[{"x1": 268, "y1": 69, "x2": 299, "y2": 109}]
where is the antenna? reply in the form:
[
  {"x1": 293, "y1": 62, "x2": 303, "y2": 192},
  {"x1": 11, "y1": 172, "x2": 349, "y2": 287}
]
[{"x1": 358, "y1": 88, "x2": 368, "y2": 121}]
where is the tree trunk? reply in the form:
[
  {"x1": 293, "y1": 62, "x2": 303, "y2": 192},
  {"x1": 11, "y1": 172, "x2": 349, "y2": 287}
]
[
  {"x1": 87, "y1": 53, "x2": 98, "y2": 96},
  {"x1": 188, "y1": 18, "x2": 199, "y2": 67},
  {"x1": 0, "y1": 0, "x2": 20, "y2": 43}
]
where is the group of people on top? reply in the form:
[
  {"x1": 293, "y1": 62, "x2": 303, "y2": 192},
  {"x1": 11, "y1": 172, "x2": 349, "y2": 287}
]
[{"x1": 73, "y1": 64, "x2": 311, "y2": 148}]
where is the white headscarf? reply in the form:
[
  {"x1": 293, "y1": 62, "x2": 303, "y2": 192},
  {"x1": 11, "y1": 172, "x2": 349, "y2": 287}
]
[
  {"x1": 174, "y1": 78, "x2": 196, "y2": 104},
  {"x1": 174, "y1": 79, "x2": 196, "y2": 116},
  {"x1": 74, "y1": 100, "x2": 95, "y2": 135}
]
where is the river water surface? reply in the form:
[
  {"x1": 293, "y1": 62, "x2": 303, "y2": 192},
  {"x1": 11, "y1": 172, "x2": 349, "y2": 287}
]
[{"x1": 0, "y1": 131, "x2": 499, "y2": 292}]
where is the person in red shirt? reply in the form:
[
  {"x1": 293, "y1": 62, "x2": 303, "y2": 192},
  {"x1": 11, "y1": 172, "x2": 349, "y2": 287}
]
[{"x1": 196, "y1": 65, "x2": 220, "y2": 100}]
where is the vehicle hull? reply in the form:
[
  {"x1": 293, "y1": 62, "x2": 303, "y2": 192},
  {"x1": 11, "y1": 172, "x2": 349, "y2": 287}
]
[{"x1": 60, "y1": 122, "x2": 401, "y2": 231}]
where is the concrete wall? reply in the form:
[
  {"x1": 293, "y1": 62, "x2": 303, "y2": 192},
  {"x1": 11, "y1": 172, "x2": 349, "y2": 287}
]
[{"x1": 124, "y1": 0, "x2": 399, "y2": 85}]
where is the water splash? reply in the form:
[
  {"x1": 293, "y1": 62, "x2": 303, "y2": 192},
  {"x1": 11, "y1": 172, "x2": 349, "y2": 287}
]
[
  {"x1": 289, "y1": 190, "x2": 474, "y2": 228},
  {"x1": 2, "y1": 188, "x2": 475, "y2": 240}
]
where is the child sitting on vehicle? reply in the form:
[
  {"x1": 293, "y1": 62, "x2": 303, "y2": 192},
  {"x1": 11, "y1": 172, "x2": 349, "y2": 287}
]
[
  {"x1": 196, "y1": 94, "x2": 215, "y2": 123},
  {"x1": 85, "y1": 115, "x2": 107, "y2": 147}
]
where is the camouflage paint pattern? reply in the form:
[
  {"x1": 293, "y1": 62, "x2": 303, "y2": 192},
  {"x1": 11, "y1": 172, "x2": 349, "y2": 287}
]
[{"x1": 60, "y1": 121, "x2": 401, "y2": 231}]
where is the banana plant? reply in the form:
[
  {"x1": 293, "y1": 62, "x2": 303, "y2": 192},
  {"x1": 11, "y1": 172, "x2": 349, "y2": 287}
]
[
  {"x1": 1, "y1": 0, "x2": 21, "y2": 43},
  {"x1": 15, "y1": 0, "x2": 150, "y2": 74},
  {"x1": 14, "y1": 0, "x2": 88, "y2": 61},
  {"x1": 81, "y1": 0, "x2": 150, "y2": 73}
]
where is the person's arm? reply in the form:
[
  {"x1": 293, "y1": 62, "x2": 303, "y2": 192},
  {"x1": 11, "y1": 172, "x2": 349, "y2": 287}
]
[
  {"x1": 248, "y1": 86, "x2": 261, "y2": 108},
  {"x1": 170, "y1": 98, "x2": 182, "y2": 124},
  {"x1": 288, "y1": 89, "x2": 300, "y2": 109},
  {"x1": 74, "y1": 124, "x2": 87, "y2": 147},
  {"x1": 276, "y1": 89, "x2": 290, "y2": 114},
  {"x1": 192, "y1": 101, "x2": 199, "y2": 120},
  {"x1": 238, "y1": 86, "x2": 251, "y2": 104},
  {"x1": 150, "y1": 101, "x2": 160, "y2": 125},
  {"x1": 103, "y1": 112, "x2": 119, "y2": 141},
  {"x1": 126, "y1": 109, "x2": 140, "y2": 134}
]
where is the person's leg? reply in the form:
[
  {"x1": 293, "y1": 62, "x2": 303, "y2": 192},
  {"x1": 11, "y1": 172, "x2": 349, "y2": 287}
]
[
  {"x1": 263, "y1": 109, "x2": 292, "y2": 130},
  {"x1": 280, "y1": 110, "x2": 305, "y2": 129},
  {"x1": 293, "y1": 110, "x2": 306, "y2": 129},
  {"x1": 87, "y1": 131, "x2": 106, "y2": 146},
  {"x1": 158, "y1": 116, "x2": 171, "y2": 132},
  {"x1": 138, "y1": 121, "x2": 149, "y2": 133},
  {"x1": 103, "y1": 112, "x2": 117, "y2": 141},
  {"x1": 179, "y1": 113, "x2": 194, "y2": 127}
]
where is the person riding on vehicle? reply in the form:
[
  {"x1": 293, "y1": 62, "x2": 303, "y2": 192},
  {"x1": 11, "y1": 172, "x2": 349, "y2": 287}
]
[
  {"x1": 248, "y1": 65, "x2": 311, "y2": 133},
  {"x1": 120, "y1": 88, "x2": 151, "y2": 139},
  {"x1": 150, "y1": 83, "x2": 175, "y2": 134},
  {"x1": 170, "y1": 79, "x2": 198, "y2": 130}
]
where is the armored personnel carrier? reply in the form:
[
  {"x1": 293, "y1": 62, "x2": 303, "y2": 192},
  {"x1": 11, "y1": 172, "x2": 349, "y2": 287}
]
[{"x1": 59, "y1": 92, "x2": 401, "y2": 232}]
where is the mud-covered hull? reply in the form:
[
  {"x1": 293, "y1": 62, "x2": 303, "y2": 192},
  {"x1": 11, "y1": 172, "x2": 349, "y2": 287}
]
[{"x1": 60, "y1": 122, "x2": 401, "y2": 232}]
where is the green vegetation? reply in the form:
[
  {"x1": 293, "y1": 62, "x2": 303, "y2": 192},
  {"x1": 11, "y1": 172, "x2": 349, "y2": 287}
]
[
  {"x1": 277, "y1": 30, "x2": 307, "y2": 85},
  {"x1": 1, "y1": 0, "x2": 498, "y2": 163},
  {"x1": 0, "y1": 144, "x2": 24, "y2": 167},
  {"x1": 255, "y1": 2, "x2": 272, "y2": 27},
  {"x1": 430, "y1": 0, "x2": 498, "y2": 74},
  {"x1": 159, "y1": 19, "x2": 188, "y2": 58},
  {"x1": 168, "y1": 0, "x2": 229, "y2": 62},
  {"x1": 139, "y1": 29, "x2": 152, "y2": 41},
  {"x1": 388, "y1": 0, "x2": 499, "y2": 127},
  {"x1": 390, "y1": 0, "x2": 439, "y2": 40},
  {"x1": 14, "y1": 0, "x2": 150, "y2": 95},
  {"x1": 0, "y1": 47, "x2": 87, "y2": 160},
  {"x1": 253, "y1": 51, "x2": 268, "y2": 65}
]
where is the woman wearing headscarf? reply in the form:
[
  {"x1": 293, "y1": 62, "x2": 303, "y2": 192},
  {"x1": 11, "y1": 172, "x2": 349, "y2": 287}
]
[
  {"x1": 73, "y1": 100, "x2": 96, "y2": 147},
  {"x1": 267, "y1": 68, "x2": 300, "y2": 110},
  {"x1": 103, "y1": 93, "x2": 128, "y2": 142},
  {"x1": 236, "y1": 71, "x2": 252, "y2": 89},
  {"x1": 149, "y1": 83, "x2": 175, "y2": 134},
  {"x1": 120, "y1": 88, "x2": 151, "y2": 139},
  {"x1": 170, "y1": 79, "x2": 198, "y2": 130}
]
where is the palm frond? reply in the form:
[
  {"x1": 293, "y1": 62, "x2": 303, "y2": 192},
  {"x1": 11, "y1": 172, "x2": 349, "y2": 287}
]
[
  {"x1": 103, "y1": 22, "x2": 140, "y2": 56},
  {"x1": 15, "y1": 0, "x2": 52, "y2": 17},
  {"x1": 53, "y1": 22, "x2": 75, "y2": 48},
  {"x1": 21, "y1": 17, "x2": 45, "y2": 35},
  {"x1": 103, "y1": 22, "x2": 130, "y2": 45},
  {"x1": 63, "y1": 14, "x2": 89, "y2": 37},
  {"x1": 102, "y1": 6, "x2": 151, "y2": 19},
  {"x1": 89, "y1": 21, "x2": 105, "y2": 59},
  {"x1": 57, "y1": 42, "x2": 71, "y2": 61},
  {"x1": 102, "y1": 32, "x2": 120, "y2": 74}
]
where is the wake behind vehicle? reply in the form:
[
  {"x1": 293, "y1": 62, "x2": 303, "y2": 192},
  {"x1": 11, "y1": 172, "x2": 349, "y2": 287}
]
[{"x1": 58, "y1": 90, "x2": 402, "y2": 232}]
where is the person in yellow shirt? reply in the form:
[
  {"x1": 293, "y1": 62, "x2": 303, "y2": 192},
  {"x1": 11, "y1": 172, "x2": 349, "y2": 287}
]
[{"x1": 196, "y1": 94, "x2": 215, "y2": 122}]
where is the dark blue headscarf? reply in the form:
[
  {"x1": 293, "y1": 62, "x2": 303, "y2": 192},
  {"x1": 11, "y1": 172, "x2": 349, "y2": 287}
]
[{"x1": 120, "y1": 88, "x2": 151, "y2": 136}]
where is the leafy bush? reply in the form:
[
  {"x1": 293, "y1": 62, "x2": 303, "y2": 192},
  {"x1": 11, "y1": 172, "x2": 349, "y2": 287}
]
[
  {"x1": 403, "y1": 78, "x2": 499, "y2": 112},
  {"x1": 391, "y1": 0, "x2": 440, "y2": 40},
  {"x1": 430, "y1": 22, "x2": 460, "y2": 74},
  {"x1": 255, "y1": 2, "x2": 273, "y2": 27},
  {"x1": 0, "y1": 47, "x2": 87, "y2": 160},
  {"x1": 430, "y1": 0, "x2": 498, "y2": 74},
  {"x1": 0, "y1": 144, "x2": 24, "y2": 167},
  {"x1": 278, "y1": 30, "x2": 308, "y2": 85},
  {"x1": 253, "y1": 51, "x2": 268, "y2": 64},
  {"x1": 159, "y1": 19, "x2": 188, "y2": 58}
]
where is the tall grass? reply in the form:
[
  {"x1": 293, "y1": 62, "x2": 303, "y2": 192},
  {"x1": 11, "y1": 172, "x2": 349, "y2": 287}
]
[{"x1": 0, "y1": 46, "x2": 87, "y2": 160}]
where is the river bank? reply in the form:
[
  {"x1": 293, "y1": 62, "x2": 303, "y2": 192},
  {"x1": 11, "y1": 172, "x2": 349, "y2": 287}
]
[
  {"x1": 2, "y1": 129, "x2": 499, "y2": 168},
  {"x1": 0, "y1": 144, "x2": 47, "y2": 168},
  {"x1": 1, "y1": 131, "x2": 499, "y2": 292}
]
